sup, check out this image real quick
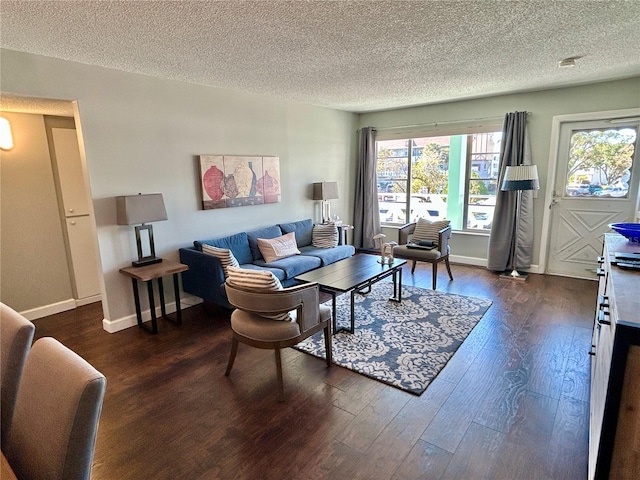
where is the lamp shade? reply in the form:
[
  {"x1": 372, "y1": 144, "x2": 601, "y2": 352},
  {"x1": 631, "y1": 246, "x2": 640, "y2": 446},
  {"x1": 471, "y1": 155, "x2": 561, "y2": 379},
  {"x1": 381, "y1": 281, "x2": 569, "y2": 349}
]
[
  {"x1": 116, "y1": 193, "x2": 168, "y2": 225},
  {"x1": 501, "y1": 165, "x2": 540, "y2": 191},
  {"x1": 312, "y1": 182, "x2": 339, "y2": 200}
]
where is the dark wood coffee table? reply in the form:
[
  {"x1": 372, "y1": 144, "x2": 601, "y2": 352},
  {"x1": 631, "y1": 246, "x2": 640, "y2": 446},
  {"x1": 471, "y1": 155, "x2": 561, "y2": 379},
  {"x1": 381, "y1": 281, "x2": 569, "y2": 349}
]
[{"x1": 295, "y1": 254, "x2": 406, "y2": 334}]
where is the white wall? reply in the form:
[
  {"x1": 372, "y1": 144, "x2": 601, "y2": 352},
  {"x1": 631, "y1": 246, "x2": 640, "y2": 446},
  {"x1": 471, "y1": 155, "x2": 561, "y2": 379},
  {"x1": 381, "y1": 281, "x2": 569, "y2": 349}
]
[
  {"x1": 360, "y1": 77, "x2": 640, "y2": 269},
  {"x1": 1, "y1": 49, "x2": 358, "y2": 326}
]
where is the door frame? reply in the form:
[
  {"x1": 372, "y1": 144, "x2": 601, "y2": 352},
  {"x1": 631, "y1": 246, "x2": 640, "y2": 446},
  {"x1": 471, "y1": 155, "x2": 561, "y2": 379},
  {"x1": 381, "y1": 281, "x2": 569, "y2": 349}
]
[{"x1": 540, "y1": 108, "x2": 640, "y2": 274}]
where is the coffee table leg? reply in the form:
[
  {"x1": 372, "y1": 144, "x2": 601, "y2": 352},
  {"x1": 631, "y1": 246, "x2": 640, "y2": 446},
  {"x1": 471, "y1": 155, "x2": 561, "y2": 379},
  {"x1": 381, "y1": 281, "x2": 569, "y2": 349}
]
[
  {"x1": 350, "y1": 289, "x2": 356, "y2": 333},
  {"x1": 389, "y1": 266, "x2": 402, "y2": 303},
  {"x1": 331, "y1": 291, "x2": 337, "y2": 333}
]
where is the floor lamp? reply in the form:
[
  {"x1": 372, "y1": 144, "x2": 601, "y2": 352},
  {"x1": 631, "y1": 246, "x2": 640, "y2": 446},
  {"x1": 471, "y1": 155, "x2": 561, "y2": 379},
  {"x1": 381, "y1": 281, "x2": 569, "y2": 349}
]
[{"x1": 500, "y1": 165, "x2": 539, "y2": 280}]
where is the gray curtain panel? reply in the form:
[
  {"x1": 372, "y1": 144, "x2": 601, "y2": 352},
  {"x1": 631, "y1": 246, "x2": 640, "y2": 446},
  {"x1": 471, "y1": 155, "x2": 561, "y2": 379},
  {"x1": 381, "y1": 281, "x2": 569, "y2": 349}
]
[
  {"x1": 487, "y1": 112, "x2": 534, "y2": 271},
  {"x1": 354, "y1": 127, "x2": 380, "y2": 250}
]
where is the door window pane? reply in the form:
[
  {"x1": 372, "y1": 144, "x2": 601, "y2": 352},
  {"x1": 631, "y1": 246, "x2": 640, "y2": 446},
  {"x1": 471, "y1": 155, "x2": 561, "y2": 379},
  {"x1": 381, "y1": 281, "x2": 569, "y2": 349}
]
[{"x1": 565, "y1": 128, "x2": 637, "y2": 198}]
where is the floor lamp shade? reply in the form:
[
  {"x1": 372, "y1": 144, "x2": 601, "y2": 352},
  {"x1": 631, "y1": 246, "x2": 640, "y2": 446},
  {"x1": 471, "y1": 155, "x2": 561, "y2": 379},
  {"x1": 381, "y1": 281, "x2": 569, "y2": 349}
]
[
  {"x1": 501, "y1": 165, "x2": 540, "y2": 192},
  {"x1": 312, "y1": 182, "x2": 339, "y2": 223},
  {"x1": 116, "y1": 193, "x2": 168, "y2": 267},
  {"x1": 500, "y1": 165, "x2": 539, "y2": 279}
]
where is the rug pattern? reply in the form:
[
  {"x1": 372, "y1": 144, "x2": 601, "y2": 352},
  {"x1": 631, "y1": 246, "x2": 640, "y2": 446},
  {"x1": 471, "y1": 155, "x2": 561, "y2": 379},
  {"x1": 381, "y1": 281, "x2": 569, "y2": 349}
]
[{"x1": 296, "y1": 282, "x2": 492, "y2": 395}]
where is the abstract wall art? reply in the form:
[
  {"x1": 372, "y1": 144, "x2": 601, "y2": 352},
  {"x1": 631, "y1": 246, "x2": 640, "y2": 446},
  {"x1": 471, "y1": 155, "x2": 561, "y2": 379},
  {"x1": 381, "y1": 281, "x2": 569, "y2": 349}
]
[{"x1": 199, "y1": 155, "x2": 281, "y2": 210}]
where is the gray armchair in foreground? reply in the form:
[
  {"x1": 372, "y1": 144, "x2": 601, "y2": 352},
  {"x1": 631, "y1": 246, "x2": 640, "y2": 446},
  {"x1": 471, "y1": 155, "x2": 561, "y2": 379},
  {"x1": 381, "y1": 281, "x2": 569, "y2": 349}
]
[{"x1": 224, "y1": 280, "x2": 332, "y2": 402}]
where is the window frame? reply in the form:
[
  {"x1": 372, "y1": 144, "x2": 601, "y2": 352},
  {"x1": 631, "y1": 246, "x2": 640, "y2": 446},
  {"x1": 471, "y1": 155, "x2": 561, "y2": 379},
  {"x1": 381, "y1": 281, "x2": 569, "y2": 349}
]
[{"x1": 375, "y1": 123, "x2": 502, "y2": 232}]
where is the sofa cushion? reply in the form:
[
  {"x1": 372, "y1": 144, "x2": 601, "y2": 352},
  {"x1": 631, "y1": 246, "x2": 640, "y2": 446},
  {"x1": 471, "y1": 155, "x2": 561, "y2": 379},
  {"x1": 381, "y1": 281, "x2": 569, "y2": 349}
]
[
  {"x1": 201, "y1": 244, "x2": 239, "y2": 278},
  {"x1": 312, "y1": 223, "x2": 339, "y2": 248},
  {"x1": 299, "y1": 244, "x2": 355, "y2": 266},
  {"x1": 226, "y1": 267, "x2": 289, "y2": 320},
  {"x1": 195, "y1": 231, "x2": 253, "y2": 265},
  {"x1": 257, "y1": 232, "x2": 300, "y2": 263},
  {"x1": 246, "y1": 225, "x2": 283, "y2": 261},
  {"x1": 253, "y1": 254, "x2": 321, "y2": 279},
  {"x1": 279, "y1": 219, "x2": 313, "y2": 247},
  {"x1": 412, "y1": 218, "x2": 451, "y2": 245},
  {"x1": 237, "y1": 263, "x2": 286, "y2": 282}
]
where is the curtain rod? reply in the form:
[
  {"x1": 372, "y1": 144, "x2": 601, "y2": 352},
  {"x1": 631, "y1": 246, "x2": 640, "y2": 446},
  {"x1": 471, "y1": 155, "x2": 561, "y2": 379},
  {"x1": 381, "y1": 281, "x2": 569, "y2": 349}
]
[{"x1": 361, "y1": 112, "x2": 532, "y2": 132}]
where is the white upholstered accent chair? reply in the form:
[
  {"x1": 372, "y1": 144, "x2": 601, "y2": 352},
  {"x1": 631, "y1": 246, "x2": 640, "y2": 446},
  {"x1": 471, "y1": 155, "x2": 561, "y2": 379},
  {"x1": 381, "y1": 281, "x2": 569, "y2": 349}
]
[
  {"x1": 0, "y1": 303, "x2": 35, "y2": 451},
  {"x1": 4, "y1": 337, "x2": 106, "y2": 480},
  {"x1": 224, "y1": 281, "x2": 332, "y2": 402},
  {"x1": 392, "y1": 222, "x2": 454, "y2": 289}
]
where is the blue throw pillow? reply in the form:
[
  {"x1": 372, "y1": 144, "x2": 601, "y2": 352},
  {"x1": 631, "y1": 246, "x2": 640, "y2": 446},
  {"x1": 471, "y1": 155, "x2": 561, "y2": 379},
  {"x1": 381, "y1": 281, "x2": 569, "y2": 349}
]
[
  {"x1": 279, "y1": 219, "x2": 313, "y2": 247},
  {"x1": 195, "y1": 231, "x2": 253, "y2": 265},
  {"x1": 246, "y1": 225, "x2": 284, "y2": 261}
]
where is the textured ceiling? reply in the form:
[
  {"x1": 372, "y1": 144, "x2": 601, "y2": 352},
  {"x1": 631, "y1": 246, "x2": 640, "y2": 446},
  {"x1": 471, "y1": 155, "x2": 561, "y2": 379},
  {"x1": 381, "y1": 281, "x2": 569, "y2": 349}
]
[{"x1": 1, "y1": 1, "x2": 639, "y2": 113}]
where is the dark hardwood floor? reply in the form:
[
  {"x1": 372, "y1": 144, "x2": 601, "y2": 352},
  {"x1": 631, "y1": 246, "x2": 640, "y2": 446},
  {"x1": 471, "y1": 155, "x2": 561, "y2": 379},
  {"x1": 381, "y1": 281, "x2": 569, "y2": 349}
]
[{"x1": 32, "y1": 263, "x2": 596, "y2": 479}]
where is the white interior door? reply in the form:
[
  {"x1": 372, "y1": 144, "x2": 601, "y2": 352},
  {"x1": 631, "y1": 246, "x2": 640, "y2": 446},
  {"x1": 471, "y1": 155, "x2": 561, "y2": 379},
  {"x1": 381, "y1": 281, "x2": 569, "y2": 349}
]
[{"x1": 547, "y1": 119, "x2": 639, "y2": 278}]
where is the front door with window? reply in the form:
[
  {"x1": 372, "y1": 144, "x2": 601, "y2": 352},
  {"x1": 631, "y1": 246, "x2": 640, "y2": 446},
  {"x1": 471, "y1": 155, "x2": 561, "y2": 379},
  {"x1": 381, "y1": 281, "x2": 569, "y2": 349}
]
[{"x1": 547, "y1": 119, "x2": 639, "y2": 278}]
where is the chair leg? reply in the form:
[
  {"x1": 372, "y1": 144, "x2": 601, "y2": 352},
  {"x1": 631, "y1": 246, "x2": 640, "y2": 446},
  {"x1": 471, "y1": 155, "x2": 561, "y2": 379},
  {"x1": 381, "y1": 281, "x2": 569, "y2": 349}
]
[
  {"x1": 323, "y1": 325, "x2": 332, "y2": 367},
  {"x1": 225, "y1": 337, "x2": 239, "y2": 376},
  {"x1": 411, "y1": 260, "x2": 417, "y2": 274},
  {"x1": 445, "y1": 257, "x2": 453, "y2": 280},
  {"x1": 432, "y1": 262, "x2": 438, "y2": 290},
  {"x1": 275, "y1": 348, "x2": 285, "y2": 402}
]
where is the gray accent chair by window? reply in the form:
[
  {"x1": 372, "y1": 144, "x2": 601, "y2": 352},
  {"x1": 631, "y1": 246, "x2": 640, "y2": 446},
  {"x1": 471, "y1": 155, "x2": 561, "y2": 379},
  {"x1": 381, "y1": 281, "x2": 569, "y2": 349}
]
[
  {"x1": 392, "y1": 222, "x2": 454, "y2": 289},
  {"x1": 0, "y1": 303, "x2": 35, "y2": 451},
  {"x1": 4, "y1": 337, "x2": 106, "y2": 480},
  {"x1": 225, "y1": 281, "x2": 332, "y2": 402}
]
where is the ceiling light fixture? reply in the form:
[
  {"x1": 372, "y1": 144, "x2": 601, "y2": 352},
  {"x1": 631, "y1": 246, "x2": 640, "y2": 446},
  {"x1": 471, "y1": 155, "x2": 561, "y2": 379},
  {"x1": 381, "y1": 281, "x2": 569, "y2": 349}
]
[{"x1": 558, "y1": 56, "x2": 583, "y2": 68}]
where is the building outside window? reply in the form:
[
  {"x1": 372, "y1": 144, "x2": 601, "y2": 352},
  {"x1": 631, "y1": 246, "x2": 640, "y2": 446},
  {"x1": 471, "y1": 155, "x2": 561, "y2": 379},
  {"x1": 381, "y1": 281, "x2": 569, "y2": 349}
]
[{"x1": 376, "y1": 129, "x2": 502, "y2": 231}]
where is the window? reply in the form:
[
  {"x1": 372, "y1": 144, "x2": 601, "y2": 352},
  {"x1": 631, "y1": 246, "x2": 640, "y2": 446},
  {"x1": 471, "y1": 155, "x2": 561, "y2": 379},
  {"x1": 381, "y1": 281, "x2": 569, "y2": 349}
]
[
  {"x1": 376, "y1": 129, "x2": 502, "y2": 231},
  {"x1": 564, "y1": 127, "x2": 636, "y2": 198}
]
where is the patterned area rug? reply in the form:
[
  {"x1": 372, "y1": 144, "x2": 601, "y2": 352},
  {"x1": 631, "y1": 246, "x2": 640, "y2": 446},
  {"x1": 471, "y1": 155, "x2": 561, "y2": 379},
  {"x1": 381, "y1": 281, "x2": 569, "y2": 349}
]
[{"x1": 295, "y1": 282, "x2": 492, "y2": 395}]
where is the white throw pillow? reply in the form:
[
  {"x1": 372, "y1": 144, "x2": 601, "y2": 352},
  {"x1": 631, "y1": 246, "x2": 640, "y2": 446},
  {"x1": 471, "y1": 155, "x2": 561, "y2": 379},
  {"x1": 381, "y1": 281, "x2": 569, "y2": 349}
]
[
  {"x1": 226, "y1": 267, "x2": 290, "y2": 320},
  {"x1": 201, "y1": 244, "x2": 240, "y2": 278},
  {"x1": 312, "y1": 223, "x2": 339, "y2": 248},
  {"x1": 411, "y1": 218, "x2": 450, "y2": 246},
  {"x1": 257, "y1": 232, "x2": 300, "y2": 263}
]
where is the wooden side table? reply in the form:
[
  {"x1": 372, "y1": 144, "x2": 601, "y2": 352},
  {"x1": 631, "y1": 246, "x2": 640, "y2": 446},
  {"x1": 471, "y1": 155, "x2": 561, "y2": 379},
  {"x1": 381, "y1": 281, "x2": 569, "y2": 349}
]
[{"x1": 119, "y1": 259, "x2": 189, "y2": 334}]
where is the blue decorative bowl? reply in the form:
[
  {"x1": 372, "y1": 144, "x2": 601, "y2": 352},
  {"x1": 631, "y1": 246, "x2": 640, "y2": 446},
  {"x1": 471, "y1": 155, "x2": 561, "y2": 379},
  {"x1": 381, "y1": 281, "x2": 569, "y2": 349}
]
[{"x1": 609, "y1": 223, "x2": 640, "y2": 243}]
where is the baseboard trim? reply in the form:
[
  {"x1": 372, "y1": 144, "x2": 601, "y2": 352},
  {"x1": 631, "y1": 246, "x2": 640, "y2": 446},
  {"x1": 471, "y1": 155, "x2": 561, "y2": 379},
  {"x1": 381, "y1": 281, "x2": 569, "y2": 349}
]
[
  {"x1": 101, "y1": 294, "x2": 203, "y2": 333},
  {"x1": 450, "y1": 254, "x2": 487, "y2": 267},
  {"x1": 449, "y1": 255, "x2": 543, "y2": 274},
  {"x1": 75, "y1": 294, "x2": 101, "y2": 307},
  {"x1": 20, "y1": 299, "x2": 77, "y2": 321}
]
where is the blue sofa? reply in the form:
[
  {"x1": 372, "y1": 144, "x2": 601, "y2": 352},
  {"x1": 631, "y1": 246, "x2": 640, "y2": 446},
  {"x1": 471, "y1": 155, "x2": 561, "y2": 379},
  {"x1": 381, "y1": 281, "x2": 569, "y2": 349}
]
[{"x1": 179, "y1": 219, "x2": 355, "y2": 308}]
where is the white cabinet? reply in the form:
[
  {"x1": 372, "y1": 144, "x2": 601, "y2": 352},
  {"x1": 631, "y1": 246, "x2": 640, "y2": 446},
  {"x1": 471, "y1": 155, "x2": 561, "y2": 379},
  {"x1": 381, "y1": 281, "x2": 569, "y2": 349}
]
[
  {"x1": 65, "y1": 216, "x2": 101, "y2": 300},
  {"x1": 52, "y1": 128, "x2": 91, "y2": 216},
  {"x1": 49, "y1": 125, "x2": 101, "y2": 302},
  {"x1": 589, "y1": 234, "x2": 640, "y2": 479}
]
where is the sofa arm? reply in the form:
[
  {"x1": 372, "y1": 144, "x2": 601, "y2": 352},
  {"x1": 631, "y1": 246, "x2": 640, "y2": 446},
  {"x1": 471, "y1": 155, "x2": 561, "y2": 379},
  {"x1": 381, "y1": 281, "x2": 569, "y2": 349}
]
[
  {"x1": 398, "y1": 222, "x2": 417, "y2": 245},
  {"x1": 179, "y1": 248, "x2": 226, "y2": 304}
]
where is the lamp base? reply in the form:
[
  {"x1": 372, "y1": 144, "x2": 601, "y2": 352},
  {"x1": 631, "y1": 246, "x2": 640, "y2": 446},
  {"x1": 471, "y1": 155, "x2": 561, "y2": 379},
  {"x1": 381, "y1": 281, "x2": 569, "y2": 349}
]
[
  {"x1": 132, "y1": 256, "x2": 163, "y2": 268},
  {"x1": 499, "y1": 269, "x2": 529, "y2": 281}
]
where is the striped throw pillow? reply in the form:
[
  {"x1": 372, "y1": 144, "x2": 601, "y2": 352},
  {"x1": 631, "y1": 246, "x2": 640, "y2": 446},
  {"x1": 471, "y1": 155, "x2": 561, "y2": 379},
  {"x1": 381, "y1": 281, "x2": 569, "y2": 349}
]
[
  {"x1": 226, "y1": 267, "x2": 290, "y2": 320},
  {"x1": 411, "y1": 218, "x2": 450, "y2": 246},
  {"x1": 201, "y1": 244, "x2": 240, "y2": 278},
  {"x1": 312, "y1": 223, "x2": 338, "y2": 248}
]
